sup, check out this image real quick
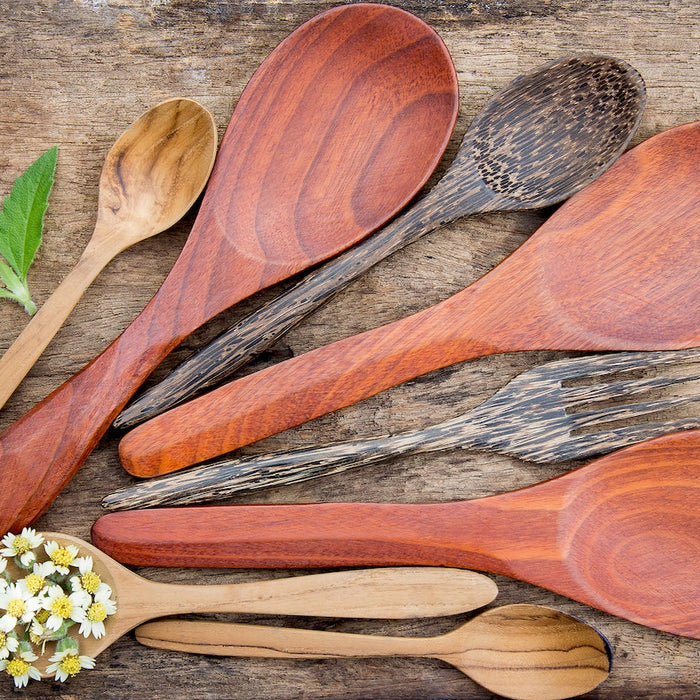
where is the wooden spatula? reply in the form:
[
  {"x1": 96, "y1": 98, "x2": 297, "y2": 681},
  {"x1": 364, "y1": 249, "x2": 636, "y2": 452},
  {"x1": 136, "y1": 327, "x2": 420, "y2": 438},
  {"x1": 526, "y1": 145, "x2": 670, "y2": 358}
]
[
  {"x1": 118, "y1": 121, "x2": 700, "y2": 478},
  {"x1": 0, "y1": 4, "x2": 459, "y2": 533},
  {"x1": 93, "y1": 428, "x2": 700, "y2": 639}
]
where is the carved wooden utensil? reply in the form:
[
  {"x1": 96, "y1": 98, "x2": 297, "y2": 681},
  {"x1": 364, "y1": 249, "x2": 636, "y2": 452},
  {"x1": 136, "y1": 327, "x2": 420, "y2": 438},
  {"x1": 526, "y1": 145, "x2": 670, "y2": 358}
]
[
  {"x1": 119, "y1": 121, "x2": 700, "y2": 478},
  {"x1": 25, "y1": 534, "x2": 497, "y2": 677},
  {"x1": 115, "y1": 54, "x2": 646, "y2": 429},
  {"x1": 135, "y1": 605, "x2": 612, "y2": 700},
  {"x1": 0, "y1": 3, "x2": 459, "y2": 533},
  {"x1": 0, "y1": 98, "x2": 218, "y2": 411},
  {"x1": 102, "y1": 349, "x2": 700, "y2": 510},
  {"x1": 93, "y1": 428, "x2": 700, "y2": 639}
]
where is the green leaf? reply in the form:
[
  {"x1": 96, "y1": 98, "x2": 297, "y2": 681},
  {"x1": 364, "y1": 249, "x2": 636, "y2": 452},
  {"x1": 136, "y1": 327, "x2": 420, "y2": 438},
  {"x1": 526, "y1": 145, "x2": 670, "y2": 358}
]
[
  {"x1": 0, "y1": 146, "x2": 57, "y2": 314},
  {"x1": 0, "y1": 146, "x2": 57, "y2": 278}
]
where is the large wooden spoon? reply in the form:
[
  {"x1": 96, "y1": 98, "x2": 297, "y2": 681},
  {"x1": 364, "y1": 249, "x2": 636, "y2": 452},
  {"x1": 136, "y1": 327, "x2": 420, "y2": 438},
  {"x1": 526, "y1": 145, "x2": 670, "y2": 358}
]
[
  {"x1": 0, "y1": 4, "x2": 459, "y2": 533},
  {"x1": 115, "y1": 54, "x2": 646, "y2": 429},
  {"x1": 93, "y1": 428, "x2": 700, "y2": 639},
  {"x1": 118, "y1": 121, "x2": 700, "y2": 477},
  {"x1": 21, "y1": 534, "x2": 496, "y2": 677},
  {"x1": 0, "y1": 98, "x2": 218, "y2": 411},
  {"x1": 135, "y1": 605, "x2": 612, "y2": 700}
]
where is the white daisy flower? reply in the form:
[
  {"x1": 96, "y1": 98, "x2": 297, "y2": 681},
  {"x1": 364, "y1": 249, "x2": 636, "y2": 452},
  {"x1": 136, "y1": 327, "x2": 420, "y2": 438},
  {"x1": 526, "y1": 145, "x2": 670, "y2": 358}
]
[
  {"x1": 43, "y1": 541, "x2": 80, "y2": 575},
  {"x1": 21, "y1": 561, "x2": 55, "y2": 597},
  {"x1": 42, "y1": 585, "x2": 90, "y2": 631},
  {"x1": 1, "y1": 529, "x2": 43, "y2": 568},
  {"x1": 0, "y1": 646, "x2": 41, "y2": 688},
  {"x1": 78, "y1": 584, "x2": 117, "y2": 639},
  {"x1": 0, "y1": 630, "x2": 18, "y2": 660},
  {"x1": 46, "y1": 646, "x2": 95, "y2": 681},
  {"x1": 69, "y1": 556, "x2": 104, "y2": 595},
  {"x1": 0, "y1": 582, "x2": 42, "y2": 629}
]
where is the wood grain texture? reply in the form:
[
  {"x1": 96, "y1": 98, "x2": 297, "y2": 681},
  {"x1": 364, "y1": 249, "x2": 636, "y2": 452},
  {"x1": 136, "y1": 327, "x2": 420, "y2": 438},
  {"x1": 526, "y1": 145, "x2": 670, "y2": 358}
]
[
  {"x1": 115, "y1": 54, "x2": 645, "y2": 428},
  {"x1": 135, "y1": 605, "x2": 612, "y2": 700},
  {"x1": 0, "y1": 3, "x2": 459, "y2": 533},
  {"x1": 95, "y1": 429, "x2": 700, "y2": 639},
  {"x1": 119, "y1": 121, "x2": 700, "y2": 477},
  {"x1": 1, "y1": 0, "x2": 698, "y2": 696},
  {"x1": 103, "y1": 348, "x2": 700, "y2": 510},
  {"x1": 0, "y1": 98, "x2": 218, "y2": 410}
]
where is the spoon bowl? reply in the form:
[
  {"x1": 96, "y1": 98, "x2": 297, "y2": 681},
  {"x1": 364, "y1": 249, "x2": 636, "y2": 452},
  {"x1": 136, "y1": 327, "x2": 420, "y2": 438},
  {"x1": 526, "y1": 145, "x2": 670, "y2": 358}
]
[
  {"x1": 15, "y1": 533, "x2": 496, "y2": 678},
  {"x1": 0, "y1": 98, "x2": 218, "y2": 410},
  {"x1": 116, "y1": 54, "x2": 647, "y2": 428},
  {"x1": 135, "y1": 604, "x2": 613, "y2": 700},
  {"x1": 0, "y1": 3, "x2": 459, "y2": 533}
]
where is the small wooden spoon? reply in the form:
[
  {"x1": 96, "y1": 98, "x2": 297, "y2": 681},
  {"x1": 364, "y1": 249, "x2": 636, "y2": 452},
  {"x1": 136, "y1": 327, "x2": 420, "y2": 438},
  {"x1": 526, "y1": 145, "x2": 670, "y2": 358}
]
[
  {"x1": 118, "y1": 121, "x2": 700, "y2": 477},
  {"x1": 135, "y1": 604, "x2": 612, "y2": 700},
  {"x1": 0, "y1": 4, "x2": 459, "y2": 533},
  {"x1": 93, "y1": 428, "x2": 700, "y2": 639},
  {"x1": 27, "y1": 533, "x2": 497, "y2": 677},
  {"x1": 115, "y1": 53, "x2": 646, "y2": 429},
  {"x1": 0, "y1": 99, "x2": 217, "y2": 411}
]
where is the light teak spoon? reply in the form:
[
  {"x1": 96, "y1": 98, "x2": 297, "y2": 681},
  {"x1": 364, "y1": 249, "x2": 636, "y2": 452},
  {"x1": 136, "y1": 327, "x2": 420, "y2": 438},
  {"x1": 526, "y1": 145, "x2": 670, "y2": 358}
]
[
  {"x1": 135, "y1": 604, "x2": 612, "y2": 700},
  {"x1": 0, "y1": 98, "x2": 218, "y2": 411},
  {"x1": 94, "y1": 428, "x2": 700, "y2": 639},
  {"x1": 116, "y1": 54, "x2": 646, "y2": 429},
  {"x1": 0, "y1": 3, "x2": 459, "y2": 533},
  {"x1": 119, "y1": 121, "x2": 700, "y2": 477},
  {"x1": 29, "y1": 534, "x2": 497, "y2": 677}
]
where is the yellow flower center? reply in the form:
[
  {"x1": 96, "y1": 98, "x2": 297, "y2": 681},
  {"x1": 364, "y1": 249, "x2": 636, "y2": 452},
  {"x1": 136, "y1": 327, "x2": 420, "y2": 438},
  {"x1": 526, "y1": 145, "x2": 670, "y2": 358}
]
[
  {"x1": 58, "y1": 654, "x2": 83, "y2": 676},
  {"x1": 50, "y1": 547, "x2": 73, "y2": 568},
  {"x1": 80, "y1": 571, "x2": 101, "y2": 594},
  {"x1": 6, "y1": 599, "x2": 25, "y2": 618},
  {"x1": 29, "y1": 630, "x2": 43, "y2": 645},
  {"x1": 6, "y1": 657, "x2": 28, "y2": 678},
  {"x1": 24, "y1": 573, "x2": 45, "y2": 595},
  {"x1": 11, "y1": 536, "x2": 30, "y2": 555},
  {"x1": 0, "y1": 631, "x2": 5, "y2": 647},
  {"x1": 35, "y1": 609, "x2": 50, "y2": 624},
  {"x1": 50, "y1": 596, "x2": 72, "y2": 619},
  {"x1": 87, "y1": 602, "x2": 107, "y2": 623}
]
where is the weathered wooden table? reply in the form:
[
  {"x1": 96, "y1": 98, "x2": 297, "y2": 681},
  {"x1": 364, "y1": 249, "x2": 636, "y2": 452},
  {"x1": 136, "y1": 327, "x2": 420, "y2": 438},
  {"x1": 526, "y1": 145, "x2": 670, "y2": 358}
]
[{"x1": 1, "y1": 1, "x2": 698, "y2": 697}]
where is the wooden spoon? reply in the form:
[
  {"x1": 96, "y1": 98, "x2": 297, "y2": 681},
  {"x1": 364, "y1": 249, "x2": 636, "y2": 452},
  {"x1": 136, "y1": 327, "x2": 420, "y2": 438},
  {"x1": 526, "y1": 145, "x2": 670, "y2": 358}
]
[
  {"x1": 27, "y1": 533, "x2": 497, "y2": 677},
  {"x1": 118, "y1": 121, "x2": 700, "y2": 478},
  {"x1": 93, "y1": 428, "x2": 700, "y2": 639},
  {"x1": 0, "y1": 3, "x2": 459, "y2": 533},
  {"x1": 135, "y1": 604, "x2": 613, "y2": 700},
  {"x1": 115, "y1": 54, "x2": 647, "y2": 429},
  {"x1": 0, "y1": 98, "x2": 218, "y2": 411}
]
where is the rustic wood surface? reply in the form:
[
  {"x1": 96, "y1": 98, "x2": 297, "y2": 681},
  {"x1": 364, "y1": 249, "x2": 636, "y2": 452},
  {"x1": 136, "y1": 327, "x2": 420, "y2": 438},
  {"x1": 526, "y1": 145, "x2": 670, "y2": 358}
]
[{"x1": 0, "y1": 0, "x2": 698, "y2": 697}]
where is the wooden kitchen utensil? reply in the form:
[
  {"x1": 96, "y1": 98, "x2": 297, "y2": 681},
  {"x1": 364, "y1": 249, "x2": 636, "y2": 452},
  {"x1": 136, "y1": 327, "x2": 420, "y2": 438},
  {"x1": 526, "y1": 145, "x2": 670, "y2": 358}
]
[
  {"x1": 25, "y1": 534, "x2": 497, "y2": 677},
  {"x1": 116, "y1": 54, "x2": 646, "y2": 429},
  {"x1": 0, "y1": 98, "x2": 218, "y2": 411},
  {"x1": 118, "y1": 121, "x2": 700, "y2": 478},
  {"x1": 94, "y1": 428, "x2": 700, "y2": 639},
  {"x1": 103, "y1": 349, "x2": 700, "y2": 510},
  {"x1": 0, "y1": 3, "x2": 460, "y2": 533},
  {"x1": 135, "y1": 604, "x2": 612, "y2": 700}
]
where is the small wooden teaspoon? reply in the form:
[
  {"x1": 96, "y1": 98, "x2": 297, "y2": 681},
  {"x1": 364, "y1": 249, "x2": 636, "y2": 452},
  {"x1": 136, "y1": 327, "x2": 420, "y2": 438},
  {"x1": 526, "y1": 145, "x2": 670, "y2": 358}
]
[
  {"x1": 0, "y1": 98, "x2": 217, "y2": 411},
  {"x1": 135, "y1": 604, "x2": 612, "y2": 700},
  {"x1": 26, "y1": 534, "x2": 497, "y2": 677}
]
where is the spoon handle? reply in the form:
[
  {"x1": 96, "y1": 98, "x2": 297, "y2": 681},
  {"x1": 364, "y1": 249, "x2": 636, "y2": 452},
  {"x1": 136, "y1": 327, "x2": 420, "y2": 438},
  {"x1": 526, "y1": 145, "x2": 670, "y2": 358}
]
[
  {"x1": 136, "y1": 618, "x2": 441, "y2": 658},
  {"x1": 114, "y1": 155, "x2": 500, "y2": 430},
  {"x1": 0, "y1": 230, "x2": 124, "y2": 411}
]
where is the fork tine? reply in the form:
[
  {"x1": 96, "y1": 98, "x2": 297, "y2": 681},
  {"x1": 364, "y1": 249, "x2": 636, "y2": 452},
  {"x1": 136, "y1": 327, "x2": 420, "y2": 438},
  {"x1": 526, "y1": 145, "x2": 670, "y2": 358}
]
[
  {"x1": 531, "y1": 348, "x2": 700, "y2": 382},
  {"x1": 563, "y1": 371, "x2": 700, "y2": 403},
  {"x1": 545, "y1": 419, "x2": 700, "y2": 462},
  {"x1": 569, "y1": 394, "x2": 700, "y2": 430}
]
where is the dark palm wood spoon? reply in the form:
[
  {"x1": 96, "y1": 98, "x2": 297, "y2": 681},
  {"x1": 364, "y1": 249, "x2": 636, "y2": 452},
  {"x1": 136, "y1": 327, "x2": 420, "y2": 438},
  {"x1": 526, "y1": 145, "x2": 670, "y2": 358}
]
[
  {"x1": 93, "y1": 428, "x2": 700, "y2": 639},
  {"x1": 0, "y1": 3, "x2": 460, "y2": 533},
  {"x1": 118, "y1": 121, "x2": 700, "y2": 478},
  {"x1": 115, "y1": 54, "x2": 646, "y2": 429}
]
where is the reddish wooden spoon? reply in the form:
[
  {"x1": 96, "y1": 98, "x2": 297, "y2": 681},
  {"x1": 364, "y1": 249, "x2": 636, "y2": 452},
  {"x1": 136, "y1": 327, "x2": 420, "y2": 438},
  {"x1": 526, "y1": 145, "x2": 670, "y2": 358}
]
[
  {"x1": 93, "y1": 428, "x2": 700, "y2": 639},
  {"x1": 0, "y1": 4, "x2": 459, "y2": 533},
  {"x1": 119, "y1": 121, "x2": 700, "y2": 478}
]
